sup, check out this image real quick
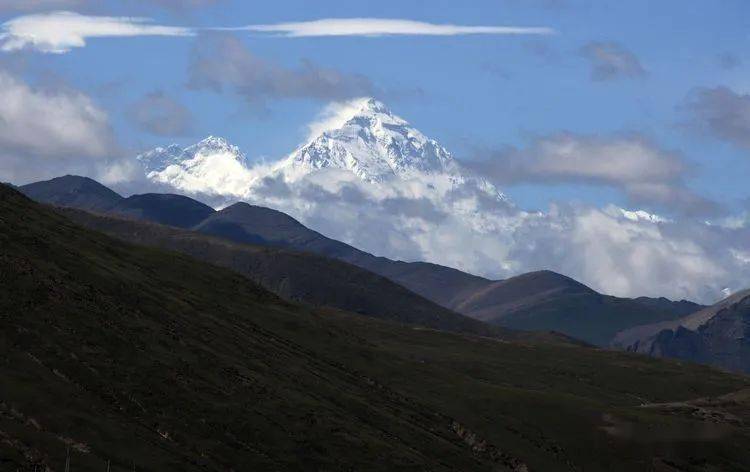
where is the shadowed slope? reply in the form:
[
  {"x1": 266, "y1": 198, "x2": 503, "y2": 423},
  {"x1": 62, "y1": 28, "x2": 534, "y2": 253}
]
[
  {"x1": 20, "y1": 175, "x2": 123, "y2": 211},
  {"x1": 451, "y1": 271, "x2": 688, "y2": 346},
  {"x1": 20, "y1": 176, "x2": 703, "y2": 347},
  {"x1": 194, "y1": 202, "x2": 493, "y2": 305},
  {"x1": 108, "y1": 193, "x2": 215, "y2": 228},
  {"x1": 62, "y1": 207, "x2": 511, "y2": 339},
  {"x1": 616, "y1": 289, "x2": 750, "y2": 373},
  {"x1": 2, "y1": 184, "x2": 750, "y2": 471}
]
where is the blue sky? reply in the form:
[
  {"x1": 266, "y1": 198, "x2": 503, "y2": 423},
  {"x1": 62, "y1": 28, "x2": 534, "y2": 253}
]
[
  {"x1": 1, "y1": 0, "x2": 749, "y2": 212},
  {"x1": 3, "y1": 0, "x2": 750, "y2": 301}
]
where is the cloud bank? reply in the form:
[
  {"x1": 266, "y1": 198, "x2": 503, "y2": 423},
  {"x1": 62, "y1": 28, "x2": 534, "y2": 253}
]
[
  {"x1": 233, "y1": 169, "x2": 748, "y2": 305},
  {"x1": 466, "y1": 132, "x2": 716, "y2": 216},
  {"x1": 0, "y1": 69, "x2": 118, "y2": 183}
]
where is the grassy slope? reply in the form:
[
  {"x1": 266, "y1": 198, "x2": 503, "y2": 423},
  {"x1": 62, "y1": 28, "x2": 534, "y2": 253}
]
[
  {"x1": 60, "y1": 207, "x2": 512, "y2": 339},
  {"x1": 1, "y1": 185, "x2": 750, "y2": 471}
]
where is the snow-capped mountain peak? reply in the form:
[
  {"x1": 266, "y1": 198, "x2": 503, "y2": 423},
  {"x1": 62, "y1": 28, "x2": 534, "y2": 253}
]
[
  {"x1": 136, "y1": 135, "x2": 254, "y2": 197},
  {"x1": 276, "y1": 97, "x2": 460, "y2": 183},
  {"x1": 133, "y1": 99, "x2": 504, "y2": 202},
  {"x1": 137, "y1": 135, "x2": 248, "y2": 174}
]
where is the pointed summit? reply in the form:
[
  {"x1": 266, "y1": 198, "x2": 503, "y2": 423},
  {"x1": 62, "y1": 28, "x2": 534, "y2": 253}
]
[
  {"x1": 277, "y1": 98, "x2": 458, "y2": 183},
  {"x1": 357, "y1": 97, "x2": 393, "y2": 115}
]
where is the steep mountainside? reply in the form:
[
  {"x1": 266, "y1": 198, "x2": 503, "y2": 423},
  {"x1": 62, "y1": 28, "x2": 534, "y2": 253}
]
[
  {"x1": 194, "y1": 202, "x2": 495, "y2": 309},
  {"x1": 614, "y1": 288, "x2": 750, "y2": 350},
  {"x1": 275, "y1": 98, "x2": 469, "y2": 184},
  {"x1": 61, "y1": 207, "x2": 509, "y2": 339},
  {"x1": 2, "y1": 183, "x2": 750, "y2": 471},
  {"x1": 615, "y1": 289, "x2": 750, "y2": 373},
  {"x1": 21, "y1": 176, "x2": 695, "y2": 346}
]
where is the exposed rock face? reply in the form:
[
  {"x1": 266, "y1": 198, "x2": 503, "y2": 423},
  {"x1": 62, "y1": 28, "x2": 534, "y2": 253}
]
[{"x1": 625, "y1": 294, "x2": 750, "y2": 373}]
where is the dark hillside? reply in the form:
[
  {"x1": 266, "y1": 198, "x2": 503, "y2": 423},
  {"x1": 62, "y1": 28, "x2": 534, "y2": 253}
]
[{"x1": 1, "y1": 184, "x2": 750, "y2": 471}]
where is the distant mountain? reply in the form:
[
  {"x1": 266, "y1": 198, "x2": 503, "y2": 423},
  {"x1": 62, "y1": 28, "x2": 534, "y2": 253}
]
[
  {"x1": 136, "y1": 98, "x2": 505, "y2": 200},
  {"x1": 193, "y1": 202, "x2": 494, "y2": 311},
  {"x1": 20, "y1": 175, "x2": 123, "y2": 211},
  {"x1": 195, "y1": 206, "x2": 698, "y2": 345},
  {"x1": 450, "y1": 270, "x2": 692, "y2": 346},
  {"x1": 137, "y1": 136, "x2": 256, "y2": 197},
  {"x1": 21, "y1": 175, "x2": 696, "y2": 346},
  {"x1": 631, "y1": 296, "x2": 704, "y2": 318},
  {"x1": 276, "y1": 98, "x2": 474, "y2": 185},
  {"x1": 615, "y1": 289, "x2": 750, "y2": 373},
  {"x1": 614, "y1": 288, "x2": 750, "y2": 350},
  {"x1": 108, "y1": 193, "x2": 215, "y2": 229}
]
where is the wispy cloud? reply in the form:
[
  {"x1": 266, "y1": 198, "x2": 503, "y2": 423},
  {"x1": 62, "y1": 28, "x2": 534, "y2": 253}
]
[
  {"x1": 188, "y1": 34, "x2": 378, "y2": 108},
  {"x1": 0, "y1": 13, "x2": 555, "y2": 53},
  {"x1": 235, "y1": 18, "x2": 555, "y2": 37},
  {"x1": 466, "y1": 132, "x2": 717, "y2": 216},
  {"x1": 0, "y1": 11, "x2": 193, "y2": 53},
  {"x1": 682, "y1": 86, "x2": 750, "y2": 150},
  {"x1": 127, "y1": 91, "x2": 194, "y2": 137}
]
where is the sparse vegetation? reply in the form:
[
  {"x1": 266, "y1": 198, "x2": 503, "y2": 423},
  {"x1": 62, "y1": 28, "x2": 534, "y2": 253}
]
[{"x1": 2, "y1": 184, "x2": 750, "y2": 471}]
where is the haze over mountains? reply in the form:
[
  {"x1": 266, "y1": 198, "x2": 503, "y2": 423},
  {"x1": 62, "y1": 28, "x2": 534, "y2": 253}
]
[
  {"x1": 118, "y1": 98, "x2": 750, "y2": 305},
  {"x1": 15, "y1": 101, "x2": 750, "y2": 369},
  {"x1": 21, "y1": 175, "x2": 698, "y2": 347},
  {"x1": 22, "y1": 174, "x2": 750, "y2": 376}
]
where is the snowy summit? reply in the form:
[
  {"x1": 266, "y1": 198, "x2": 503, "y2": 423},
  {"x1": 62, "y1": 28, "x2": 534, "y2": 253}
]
[{"x1": 135, "y1": 98, "x2": 501, "y2": 200}]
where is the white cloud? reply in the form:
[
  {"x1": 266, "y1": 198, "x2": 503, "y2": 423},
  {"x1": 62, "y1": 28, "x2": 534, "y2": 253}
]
[
  {"x1": 0, "y1": 14, "x2": 553, "y2": 54},
  {"x1": 0, "y1": 11, "x2": 193, "y2": 53},
  {"x1": 0, "y1": 69, "x2": 117, "y2": 183},
  {"x1": 234, "y1": 170, "x2": 748, "y2": 304},
  {"x1": 116, "y1": 141, "x2": 750, "y2": 304},
  {"x1": 237, "y1": 18, "x2": 555, "y2": 37}
]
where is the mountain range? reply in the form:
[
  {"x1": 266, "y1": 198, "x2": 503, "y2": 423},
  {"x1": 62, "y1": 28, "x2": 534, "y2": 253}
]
[
  {"x1": 4, "y1": 181, "x2": 750, "y2": 471},
  {"x1": 134, "y1": 98, "x2": 504, "y2": 201},
  {"x1": 21, "y1": 175, "x2": 700, "y2": 347}
]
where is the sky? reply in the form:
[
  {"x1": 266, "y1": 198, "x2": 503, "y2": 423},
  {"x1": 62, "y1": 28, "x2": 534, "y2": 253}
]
[{"x1": 1, "y1": 0, "x2": 750, "y2": 302}]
